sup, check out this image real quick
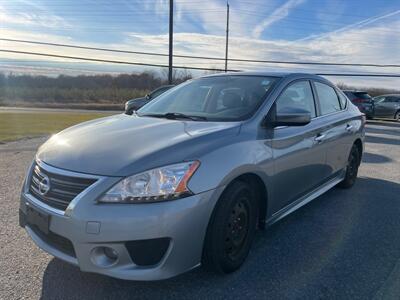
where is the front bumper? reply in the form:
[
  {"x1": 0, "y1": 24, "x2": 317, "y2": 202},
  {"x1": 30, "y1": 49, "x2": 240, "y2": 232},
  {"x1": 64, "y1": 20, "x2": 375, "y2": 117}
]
[{"x1": 19, "y1": 163, "x2": 223, "y2": 281}]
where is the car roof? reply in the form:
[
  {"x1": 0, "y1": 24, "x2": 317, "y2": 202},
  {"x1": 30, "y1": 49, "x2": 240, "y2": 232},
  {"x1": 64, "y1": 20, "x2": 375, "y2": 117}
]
[
  {"x1": 201, "y1": 71, "x2": 329, "y2": 82},
  {"x1": 375, "y1": 94, "x2": 400, "y2": 97},
  {"x1": 343, "y1": 90, "x2": 368, "y2": 93}
]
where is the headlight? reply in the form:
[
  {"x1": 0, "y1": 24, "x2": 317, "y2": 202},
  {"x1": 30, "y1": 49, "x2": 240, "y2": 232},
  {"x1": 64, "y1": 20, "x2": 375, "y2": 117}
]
[{"x1": 98, "y1": 161, "x2": 200, "y2": 203}]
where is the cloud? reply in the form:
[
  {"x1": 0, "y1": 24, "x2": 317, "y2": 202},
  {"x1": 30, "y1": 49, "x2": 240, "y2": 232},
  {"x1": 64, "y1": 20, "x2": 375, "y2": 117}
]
[
  {"x1": 149, "y1": 0, "x2": 254, "y2": 37},
  {"x1": 252, "y1": 0, "x2": 306, "y2": 38},
  {"x1": 0, "y1": 8, "x2": 399, "y2": 89},
  {"x1": 0, "y1": 5, "x2": 71, "y2": 29},
  {"x1": 300, "y1": 9, "x2": 400, "y2": 41},
  {"x1": 152, "y1": 0, "x2": 169, "y2": 16}
]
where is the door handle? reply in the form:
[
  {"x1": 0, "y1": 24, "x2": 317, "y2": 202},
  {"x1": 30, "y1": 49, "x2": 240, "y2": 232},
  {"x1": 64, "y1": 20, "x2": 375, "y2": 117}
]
[
  {"x1": 314, "y1": 134, "x2": 326, "y2": 143},
  {"x1": 346, "y1": 124, "x2": 353, "y2": 131}
]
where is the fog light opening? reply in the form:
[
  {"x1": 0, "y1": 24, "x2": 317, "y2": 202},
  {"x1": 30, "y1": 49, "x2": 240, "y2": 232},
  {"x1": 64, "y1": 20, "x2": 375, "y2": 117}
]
[
  {"x1": 104, "y1": 247, "x2": 118, "y2": 260},
  {"x1": 90, "y1": 246, "x2": 119, "y2": 268}
]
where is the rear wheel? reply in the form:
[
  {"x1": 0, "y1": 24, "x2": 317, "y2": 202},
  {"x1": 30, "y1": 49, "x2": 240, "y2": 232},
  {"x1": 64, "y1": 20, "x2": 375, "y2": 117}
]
[
  {"x1": 202, "y1": 181, "x2": 258, "y2": 273},
  {"x1": 338, "y1": 144, "x2": 360, "y2": 189},
  {"x1": 395, "y1": 111, "x2": 400, "y2": 122}
]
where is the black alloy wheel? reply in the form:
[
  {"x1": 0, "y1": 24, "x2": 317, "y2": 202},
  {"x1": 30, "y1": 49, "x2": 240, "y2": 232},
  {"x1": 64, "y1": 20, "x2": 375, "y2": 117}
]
[
  {"x1": 338, "y1": 144, "x2": 360, "y2": 188},
  {"x1": 202, "y1": 181, "x2": 258, "y2": 273}
]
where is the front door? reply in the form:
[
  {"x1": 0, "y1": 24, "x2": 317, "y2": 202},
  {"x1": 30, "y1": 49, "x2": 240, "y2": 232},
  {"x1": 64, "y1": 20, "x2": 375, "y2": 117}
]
[{"x1": 270, "y1": 80, "x2": 328, "y2": 211}]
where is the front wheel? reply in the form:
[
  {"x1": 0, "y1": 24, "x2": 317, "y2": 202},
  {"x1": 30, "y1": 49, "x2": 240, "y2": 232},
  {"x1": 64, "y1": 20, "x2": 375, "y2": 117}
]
[
  {"x1": 338, "y1": 144, "x2": 360, "y2": 189},
  {"x1": 202, "y1": 181, "x2": 258, "y2": 274}
]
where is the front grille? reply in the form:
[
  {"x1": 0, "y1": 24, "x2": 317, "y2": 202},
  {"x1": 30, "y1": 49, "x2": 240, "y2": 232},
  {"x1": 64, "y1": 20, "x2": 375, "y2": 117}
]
[{"x1": 29, "y1": 163, "x2": 97, "y2": 211}]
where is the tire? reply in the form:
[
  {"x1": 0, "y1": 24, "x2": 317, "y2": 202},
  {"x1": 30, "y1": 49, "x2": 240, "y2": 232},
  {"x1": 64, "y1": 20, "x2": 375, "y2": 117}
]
[
  {"x1": 202, "y1": 181, "x2": 258, "y2": 274},
  {"x1": 338, "y1": 144, "x2": 360, "y2": 189},
  {"x1": 395, "y1": 111, "x2": 400, "y2": 122},
  {"x1": 366, "y1": 115, "x2": 373, "y2": 120}
]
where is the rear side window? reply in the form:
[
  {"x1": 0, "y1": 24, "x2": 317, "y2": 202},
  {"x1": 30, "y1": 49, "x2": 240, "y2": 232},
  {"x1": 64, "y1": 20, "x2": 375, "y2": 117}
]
[
  {"x1": 337, "y1": 91, "x2": 347, "y2": 109},
  {"x1": 276, "y1": 81, "x2": 316, "y2": 118},
  {"x1": 315, "y1": 82, "x2": 341, "y2": 115}
]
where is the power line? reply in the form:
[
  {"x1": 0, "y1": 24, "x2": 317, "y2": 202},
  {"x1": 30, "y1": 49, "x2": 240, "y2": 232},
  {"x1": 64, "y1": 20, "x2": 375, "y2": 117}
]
[
  {"x1": 2, "y1": 38, "x2": 399, "y2": 68},
  {"x1": 4, "y1": 4, "x2": 398, "y2": 33},
  {"x1": 2, "y1": 24, "x2": 394, "y2": 45},
  {"x1": 1, "y1": 58, "x2": 387, "y2": 74},
  {"x1": 0, "y1": 49, "x2": 238, "y2": 72},
  {"x1": 0, "y1": 38, "x2": 170, "y2": 57},
  {"x1": 1, "y1": 49, "x2": 399, "y2": 78}
]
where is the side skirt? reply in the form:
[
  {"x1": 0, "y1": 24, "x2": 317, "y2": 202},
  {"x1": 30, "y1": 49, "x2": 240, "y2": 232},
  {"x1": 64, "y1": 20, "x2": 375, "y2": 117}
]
[{"x1": 265, "y1": 170, "x2": 345, "y2": 227}]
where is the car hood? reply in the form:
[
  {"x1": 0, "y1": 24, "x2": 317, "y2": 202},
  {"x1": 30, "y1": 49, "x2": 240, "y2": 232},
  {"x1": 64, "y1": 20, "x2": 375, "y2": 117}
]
[{"x1": 37, "y1": 114, "x2": 240, "y2": 176}]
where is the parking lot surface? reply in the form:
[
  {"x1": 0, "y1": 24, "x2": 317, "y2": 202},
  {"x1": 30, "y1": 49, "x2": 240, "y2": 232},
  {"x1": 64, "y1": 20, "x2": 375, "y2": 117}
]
[{"x1": 0, "y1": 120, "x2": 399, "y2": 299}]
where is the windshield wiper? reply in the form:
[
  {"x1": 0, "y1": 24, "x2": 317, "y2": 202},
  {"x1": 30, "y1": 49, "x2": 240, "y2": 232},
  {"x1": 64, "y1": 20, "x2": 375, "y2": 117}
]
[{"x1": 140, "y1": 112, "x2": 207, "y2": 121}]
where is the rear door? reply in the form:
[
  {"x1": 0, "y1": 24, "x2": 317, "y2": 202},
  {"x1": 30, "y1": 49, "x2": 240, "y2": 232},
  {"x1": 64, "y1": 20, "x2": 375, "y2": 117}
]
[
  {"x1": 271, "y1": 80, "x2": 328, "y2": 210},
  {"x1": 313, "y1": 81, "x2": 352, "y2": 177}
]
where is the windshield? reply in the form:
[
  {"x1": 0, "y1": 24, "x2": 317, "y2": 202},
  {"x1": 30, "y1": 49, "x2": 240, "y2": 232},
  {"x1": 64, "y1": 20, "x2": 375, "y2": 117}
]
[{"x1": 137, "y1": 76, "x2": 278, "y2": 121}]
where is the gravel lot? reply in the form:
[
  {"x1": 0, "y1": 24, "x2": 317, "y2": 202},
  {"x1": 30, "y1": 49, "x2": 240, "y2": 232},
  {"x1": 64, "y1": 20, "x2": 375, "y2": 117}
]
[{"x1": 1, "y1": 120, "x2": 399, "y2": 300}]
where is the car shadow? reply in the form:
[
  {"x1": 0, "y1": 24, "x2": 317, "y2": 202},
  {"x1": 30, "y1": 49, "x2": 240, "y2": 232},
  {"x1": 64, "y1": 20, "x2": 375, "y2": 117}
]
[
  {"x1": 362, "y1": 152, "x2": 392, "y2": 164},
  {"x1": 40, "y1": 177, "x2": 400, "y2": 299}
]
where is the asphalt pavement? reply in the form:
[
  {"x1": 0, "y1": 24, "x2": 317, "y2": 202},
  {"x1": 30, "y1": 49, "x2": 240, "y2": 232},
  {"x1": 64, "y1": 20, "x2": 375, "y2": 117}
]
[{"x1": 0, "y1": 120, "x2": 399, "y2": 300}]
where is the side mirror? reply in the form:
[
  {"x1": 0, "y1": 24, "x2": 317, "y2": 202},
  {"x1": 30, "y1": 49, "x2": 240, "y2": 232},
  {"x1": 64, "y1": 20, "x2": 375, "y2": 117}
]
[
  {"x1": 145, "y1": 94, "x2": 151, "y2": 100},
  {"x1": 125, "y1": 109, "x2": 134, "y2": 115},
  {"x1": 273, "y1": 107, "x2": 311, "y2": 127},
  {"x1": 124, "y1": 102, "x2": 135, "y2": 115}
]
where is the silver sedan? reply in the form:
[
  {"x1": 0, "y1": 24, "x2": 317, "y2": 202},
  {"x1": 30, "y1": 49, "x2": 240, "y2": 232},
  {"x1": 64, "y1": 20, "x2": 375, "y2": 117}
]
[{"x1": 19, "y1": 72, "x2": 365, "y2": 280}]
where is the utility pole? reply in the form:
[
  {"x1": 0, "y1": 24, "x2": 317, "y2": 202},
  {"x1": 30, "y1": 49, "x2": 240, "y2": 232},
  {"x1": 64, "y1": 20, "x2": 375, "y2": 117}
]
[
  {"x1": 168, "y1": 0, "x2": 174, "y2": 84},
  {"x1": 224, "y1": 1, "x2": 229, "y2": 72}
]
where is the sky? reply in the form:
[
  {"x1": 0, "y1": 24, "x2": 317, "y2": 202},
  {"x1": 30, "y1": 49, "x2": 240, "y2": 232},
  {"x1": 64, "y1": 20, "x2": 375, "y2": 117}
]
[{"x1": 0, "y1": 0, "x2": 399, "y2": 88}]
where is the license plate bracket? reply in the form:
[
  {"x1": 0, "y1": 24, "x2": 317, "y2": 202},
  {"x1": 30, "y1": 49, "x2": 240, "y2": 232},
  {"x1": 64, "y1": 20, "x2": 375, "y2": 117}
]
[{"x1": 26, "y1": 204, "x2": 50, "y2": 235}]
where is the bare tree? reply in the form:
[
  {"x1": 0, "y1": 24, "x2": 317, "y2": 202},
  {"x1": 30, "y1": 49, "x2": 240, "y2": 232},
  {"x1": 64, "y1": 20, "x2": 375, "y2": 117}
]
[
  {"x1": 160, "y1": 68, "x2": 192, "y2": 84},
  {"x1": 161, "y1": 68, "x2": 178, "y2": 84}
]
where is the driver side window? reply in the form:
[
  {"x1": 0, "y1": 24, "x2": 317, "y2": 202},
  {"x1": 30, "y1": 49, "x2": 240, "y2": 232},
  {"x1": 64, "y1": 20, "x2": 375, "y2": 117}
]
[{"x1": 276, "y1": 81, "x2": 316, "y2": 118}]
